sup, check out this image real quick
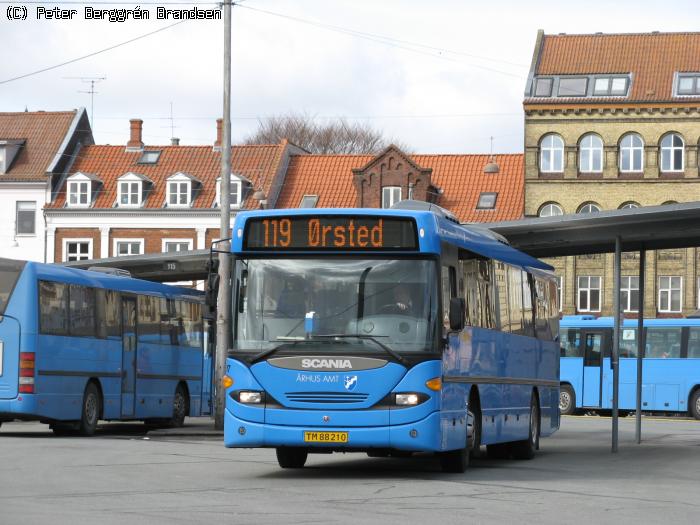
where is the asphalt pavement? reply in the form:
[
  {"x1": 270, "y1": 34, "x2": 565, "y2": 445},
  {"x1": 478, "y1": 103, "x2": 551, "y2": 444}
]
[{"x1": 0, "y1": 415, "x2": 698, "y2": 524}]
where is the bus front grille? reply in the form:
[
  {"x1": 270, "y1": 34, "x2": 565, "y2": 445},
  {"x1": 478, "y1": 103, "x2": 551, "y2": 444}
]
[{"x1": 285, "y1": 392, "x2": 369, "y2": 403}]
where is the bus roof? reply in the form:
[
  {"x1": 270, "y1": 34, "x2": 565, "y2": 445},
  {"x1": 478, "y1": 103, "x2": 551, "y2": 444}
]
[{"x1": 231, "y1": 208, "x2": 553, "y2": 272}]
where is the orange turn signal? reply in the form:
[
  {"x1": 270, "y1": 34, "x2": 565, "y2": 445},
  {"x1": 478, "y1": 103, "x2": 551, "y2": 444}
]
[
  {"x1": 425, "y1": 377, "x2": 442, "y2": 391},
  {"x1": 222, "y1": 375, "x2": 234, "y2": 389}
]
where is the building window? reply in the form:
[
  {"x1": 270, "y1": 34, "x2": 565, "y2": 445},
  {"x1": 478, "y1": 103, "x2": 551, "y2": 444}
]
[
  {"x1": 659, "y1": 133, "x2": 684, "y2": 172},
  {"x1": 593, "y1": 76, "x2": 629, "y2": 96},
  {"x1": 68, "y1": 181, "x2": 90, "y2": 207},
  {"x1": 168, "y1": 181, "x2": 191, "y2": 207},
  {"x1": 558, "y1": 77, "x2": 588, "y2": 97},
  {"x1": 114, "y1": 239, "x2": 143, "y2": 257},
  {"x1": 540, "y1": 134, "x2": 564, "y2": 172},
  {"x1": 619, "y1": 133, "x2": 644, "y2": 172},
  {"x1": 476, "y1": 192, "x2": 497, "y2": 209},
  {"x1": 619, "y1": 202, "x2": 640, "y2": 210},
  {"x1": 64, "y1": 240, "x2": 92, "y2": 262},
  {"x1": 577, "y1": 202, "x2": 601, "y2": 214},
  {"x1": 382, "y1": 186, "x2": 402, "y2": 208},
  {"x1": 119, "y1": 181, "x2": 141, "y2": 206},
  {"x1": 16, "y1": 201, "x2": 36, "y2": 235},
  {"x1": 216, "y1": 178, "x2": 242, "y2": 208},
  {"x1": 138, "y1": 150, "x2": 161, "y2": 164},
  {"x1": 578, "y1": 276, "x2": 601, "y2": 312},
  {"x1": 533, "y1": 77, "x2": 553, "y2": 97},
  {"x1": 676, "y1": 74, "x2": 700, "y2": 96},
  {"x1": 556, "y1": 275, "x2": 563, "y2": 312},
  {"x1": 621, "y1": 276, "x2": 639, "y2": 313},
  {"x1": 658, "y1": 276, "x2": 682, "y2": 313},
  {"x1": 539, "y1": 202, "x2": 564, "y2": 217},
  {"x1": 163, "y1": 239, "x2": 193, "y2": 252},
  {"x1": 579, "y1": 134, "x2": 603, "y2": 172},
  {"x1": 299, "y1": 195, "x2": 319, "y2": 208}
]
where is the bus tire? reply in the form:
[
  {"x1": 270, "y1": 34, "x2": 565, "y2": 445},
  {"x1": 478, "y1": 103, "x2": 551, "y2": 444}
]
[
  {"x1": 559, "y1": 384, "x2": 576, "y2": 416},
  {"x1": 276, "y1": 447, "x2": 308, "y2": 468},
  {"x1": 169, "y1": 384, "x2": 188, "y2": 428},
  {"x1": 469, "y1": 390, "x2": 483, "y2": 458},
  {"x1": 512, "y1": 394, "x2": 540, "y2": 460},
  {"x1": 439, "y1": 426, "x2": 469, "y2": 473},
  {"x1": 690, "y1": 389, "x2": 700, "y2": 420},
  {"x1": 79, "y1": 382, "x2": 101, "y2": 436}
]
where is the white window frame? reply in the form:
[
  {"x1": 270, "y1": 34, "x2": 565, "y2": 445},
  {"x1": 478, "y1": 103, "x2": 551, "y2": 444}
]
[
  {"x1": 619, "y1": 134, "x2": 644, "y2": 172},
  {"x1": 216, "y1": 176, "x2": 243, "y2": 208},
  {"x1": 659, "y1": 133, "x2": 685, "y2": 173},
  {"x1": 579, "y1": 134, "x2": 604, "y2": 173},
  {"x1": 67, "y1": 180, "x2": 91, "y2": 208},
  {"x1": 577, "y1": 203, "x2": 601, "y2": 214},
  {"x1": 162, "y1": 238, "x2": 194, "y2": 253},
  {"x1": 540, "y1": 134, "x2": 564, "y2": 173},
  {"x1": 539, "y1": 203, "x2": 563, "y2": 217},
  {"x1": 63, "y1": 238, "x2": 93, "y2": 262},
  {"x1": 167, "y1": 180, "x2": 192, "y2": 207},
  {"x1": 118, "y1": 180, "x2": 142, "y2": 207},
  {"x1": 577, "y1": 275, "x2": 602, "y2": 313},
  {"x1": 658, "y1": 276, "x2": 683, "y2": 313},
  {"x1": 113, "y1": 238, "x2": 144, "y2": 257},
  {"x1": 382, "y1": 186, "x2": 402, "y2": 208},
  {"x1": 299, "y1": 195, "x2": 319, "y2": 208},
  {"x1": 619, "y1": 202, "x2": 640, "y2": 210},
  {"x1": 621, "y1": 276, "x2": 639, "y2": 313},
  {"x1": 16, "y1": 201, "x2": 36, "y2": 236},
  {"x1": 556, "y1": 275, "x2": 563, "y2": 312}
]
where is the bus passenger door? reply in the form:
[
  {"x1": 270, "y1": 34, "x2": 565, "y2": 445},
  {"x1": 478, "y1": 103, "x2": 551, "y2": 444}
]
[
  {"x1": 200, "y1": 318, "x2": 214, "y2": 416},
  {"x1": 581, "y1": 330, "x2": 604, "y2": 408},
  {"x1": 121, "y1": 297, "x2": 137, "y2": 418}
]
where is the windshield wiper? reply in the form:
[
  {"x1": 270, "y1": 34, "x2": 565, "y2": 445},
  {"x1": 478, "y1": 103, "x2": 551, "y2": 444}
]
[{"x1": 312, "y1": 334, "x2": 407, "y2": 365}]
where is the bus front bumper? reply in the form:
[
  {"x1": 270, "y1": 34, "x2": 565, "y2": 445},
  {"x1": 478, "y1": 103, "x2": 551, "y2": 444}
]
[{"x1": 224, "y1": 409, "x2": 443, "y2": 452}]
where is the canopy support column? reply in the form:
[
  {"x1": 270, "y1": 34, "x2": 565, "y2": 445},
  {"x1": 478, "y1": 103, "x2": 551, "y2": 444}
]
[
  {"x1": 635, "y1": 246, "x2": 646, "y2": 444},
  {"x1": 612, "y1": 236, "x2": 621, "y2": 453}
]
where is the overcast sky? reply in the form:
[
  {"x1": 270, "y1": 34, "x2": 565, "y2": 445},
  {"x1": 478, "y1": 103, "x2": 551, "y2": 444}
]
[{"x1": 1, "y1": 0, "x2": 698, "y2": 153}]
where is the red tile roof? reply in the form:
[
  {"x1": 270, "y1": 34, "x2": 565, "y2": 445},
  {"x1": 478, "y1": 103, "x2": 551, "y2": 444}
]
[
  {"x1": 277, "y1": 154, "x2": 524, "y2": 223},
  {"x1": 526, "y1": 32, "x2": 700, "y2": 104},
  {"x1": 0, "y1": 111, "x2": 77, "y2": 180},
  {"x1": 48, "y1": 142, "x2": 288, "y2": 209}
]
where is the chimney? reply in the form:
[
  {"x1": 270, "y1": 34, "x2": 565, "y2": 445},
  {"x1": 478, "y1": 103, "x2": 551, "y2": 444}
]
[
  {"x1": 171, "y1": 137, "x2": 180, "y2": 146},
  {"x1": 213, "y1": 118, "x2": 223, "y2": 151},
  {"x1": 126, "y1": 119, "x2": 144, "y2": 151}
]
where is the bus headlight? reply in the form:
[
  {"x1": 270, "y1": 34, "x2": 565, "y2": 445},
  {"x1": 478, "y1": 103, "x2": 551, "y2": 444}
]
[
  {"x1": 237, "y1": 391, "x2": 264, "y2": 404},
  {"x1": 395, "y1": 393, "x2": 427, "y2": 406}
]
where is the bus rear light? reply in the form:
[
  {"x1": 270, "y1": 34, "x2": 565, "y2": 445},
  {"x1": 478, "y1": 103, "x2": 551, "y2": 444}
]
[
  {"x1": 19, "y1": 368, "x2": 34, "y2": 377},
  {"x1": 19, "y1": 376, "x2": 34, "y2": 394},
  {"x1": 18, "y1": 352, "x2": 35, "y2": 394}
]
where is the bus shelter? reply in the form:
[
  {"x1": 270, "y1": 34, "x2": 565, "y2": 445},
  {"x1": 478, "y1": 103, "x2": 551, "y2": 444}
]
[{"x1": 489, "y1": 201, "x2": 700, "y2": 451}]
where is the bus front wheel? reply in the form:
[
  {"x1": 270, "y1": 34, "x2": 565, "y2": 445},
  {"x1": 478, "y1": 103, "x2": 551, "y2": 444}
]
[
  {"x1": 79, "y1": 382, "x2": 101, "y2": 436},
  {"x1": 276, "y1": 447, "x2": 308, "y2": 468},
  {"x1": 559, "y1": 385, "x2": 576, "y2": 416},
  {"x1": 690, "y1": 389, "x2": 700, "y2": 420}
]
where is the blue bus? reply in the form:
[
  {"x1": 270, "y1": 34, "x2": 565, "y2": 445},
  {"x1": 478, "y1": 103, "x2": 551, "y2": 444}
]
[
  {"x1": 220, "y1": 203, "x2": 560, "y2": 472},
  {"x1": 559, "y1": 315, "x2": 700, "y2": 420},
  {"x1": 0, "y1": 258, "x2": 212, "y2": 435}
]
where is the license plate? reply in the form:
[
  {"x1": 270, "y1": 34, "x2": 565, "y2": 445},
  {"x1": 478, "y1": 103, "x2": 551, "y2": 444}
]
[{"x1": 303, "y1": 431, "x2": 348, "y2": 443}]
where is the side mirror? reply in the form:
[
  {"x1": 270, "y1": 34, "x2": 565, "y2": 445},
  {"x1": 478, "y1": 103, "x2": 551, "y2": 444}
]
[{"x1": 449, "y1": 297, "x2": 465, "y2": 331}]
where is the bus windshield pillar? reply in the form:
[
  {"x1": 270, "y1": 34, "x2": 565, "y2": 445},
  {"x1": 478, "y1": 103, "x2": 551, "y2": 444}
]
[{"x1": 635, "y1": 247, "x2": 646, "y2": 444}]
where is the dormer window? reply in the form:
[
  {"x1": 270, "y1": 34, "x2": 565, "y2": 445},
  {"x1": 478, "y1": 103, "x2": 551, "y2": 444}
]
[
  {"x1": 676, "y1": 73, "x2": 700, "y2": 96},
  {"x1": 215, "y1": 175, "x2": 243, "y2": 208},
  {"x1": 68, "y1": 180, "x2": 90, "y2": 207},
  {"x1": 137, "y1": 150, "x2": 161, "y2": 164},
  {"x1": 119, "y1": 181, "x2": 141, "y2": 206},
  {"x1": 165, "y1": 172, "x2": 199, "y2": 207}
]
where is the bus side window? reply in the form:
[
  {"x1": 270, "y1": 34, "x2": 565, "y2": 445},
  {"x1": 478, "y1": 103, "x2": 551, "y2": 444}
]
[
  {"x1": 688, "y1": 328, "x2": 700, "y2": 358},
  {"x1": 39, "y1": 280, "x2": 68, "y2": 336},
  {"x1": 506, "y1": 266, "x2": 524, "y2": 335},
  {"x1": 647, "y1": 327, "x2": 682, "y2": 358},
  {"x1": 494, "y1": 262, "x2": 510, "y2": 333},
  {"x1": 69, "y1": 284, "x2": 96, "y2": 338},
  {"x1": 561, "y1": 329, "x2": 581, "y2": 357},
  {"x1": 138, "y1": 295, "x2": 160, "y2": 344}
]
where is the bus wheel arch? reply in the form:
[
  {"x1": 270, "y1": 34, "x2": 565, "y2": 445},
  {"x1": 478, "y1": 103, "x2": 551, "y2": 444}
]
[
  {"x1": 468, "y1": 386, "x2": 482, "y2": 457},
  {"x1": 79, "y1": 380, "x2": 103, "y2": 436},
  {"x1": 559, "y1": 383, "x2": 576, "y2": 416},
  {"x1": 689, "y1": 386, "x2": 700, "y2": 420}
]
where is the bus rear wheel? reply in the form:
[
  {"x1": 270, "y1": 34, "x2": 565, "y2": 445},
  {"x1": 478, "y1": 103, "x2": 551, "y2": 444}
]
[
  {"x1": 79, "y1": 382, "x2": 101, "y2": 436},
  {"x1": 559, "y1": 384, "x2": 576, "y2": 416},
  {"x1": 169, "y1": 385, "x2": 188, "y2": 428},
  {"x1": 276, "y1": 447, "x2": 308, "y2": 468},
  {"x1": 512, "y1": 394, "x2": 540, "y2": 460},
  {"x1": 690, "y1": 389, "x2": 700, "y2": 420}
]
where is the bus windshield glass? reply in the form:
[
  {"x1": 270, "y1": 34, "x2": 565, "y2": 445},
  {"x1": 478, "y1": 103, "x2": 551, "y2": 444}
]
[{"x1": 235, "y1": 258, "x2": 438, "y2": 354}]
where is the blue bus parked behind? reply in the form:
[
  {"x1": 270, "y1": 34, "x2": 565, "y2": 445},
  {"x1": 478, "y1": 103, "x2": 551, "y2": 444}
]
[
  {"x1": 221, "y1": 202, "x2": 560, "y2": 472},
  {"x1": 559, "y1": 315, "x2": 700, "y2": 419},
  {"x1": 0, "y1": 258, "x2": 212, "y2": 435}
]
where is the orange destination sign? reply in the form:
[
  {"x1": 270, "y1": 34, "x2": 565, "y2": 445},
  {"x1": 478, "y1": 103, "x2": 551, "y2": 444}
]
[{"x1": 243, "y1": 216, "x2": 418, "y2": 250}]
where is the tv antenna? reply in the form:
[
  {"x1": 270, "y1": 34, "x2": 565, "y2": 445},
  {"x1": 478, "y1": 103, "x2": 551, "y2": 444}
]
[
  {"x1": 160, "y1": 101, "x2": 180, "y2": 144},
  {"x1": 64, "y1": 76, "x2": 106, "y2": 127}
]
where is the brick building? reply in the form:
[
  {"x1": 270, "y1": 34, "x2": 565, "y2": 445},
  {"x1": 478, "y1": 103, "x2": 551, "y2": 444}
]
[
  {"x1": 523, "y1": 31, "x2": 700, "y2": 317},
  {"x1": 45, "y1": 119, "x2": 304, "y2": 263}
]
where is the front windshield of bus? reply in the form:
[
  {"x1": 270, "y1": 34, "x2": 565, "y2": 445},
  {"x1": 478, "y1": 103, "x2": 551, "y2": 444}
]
[{"x1": 234, "y1": 258, "x2": 438, "y2": 354}]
